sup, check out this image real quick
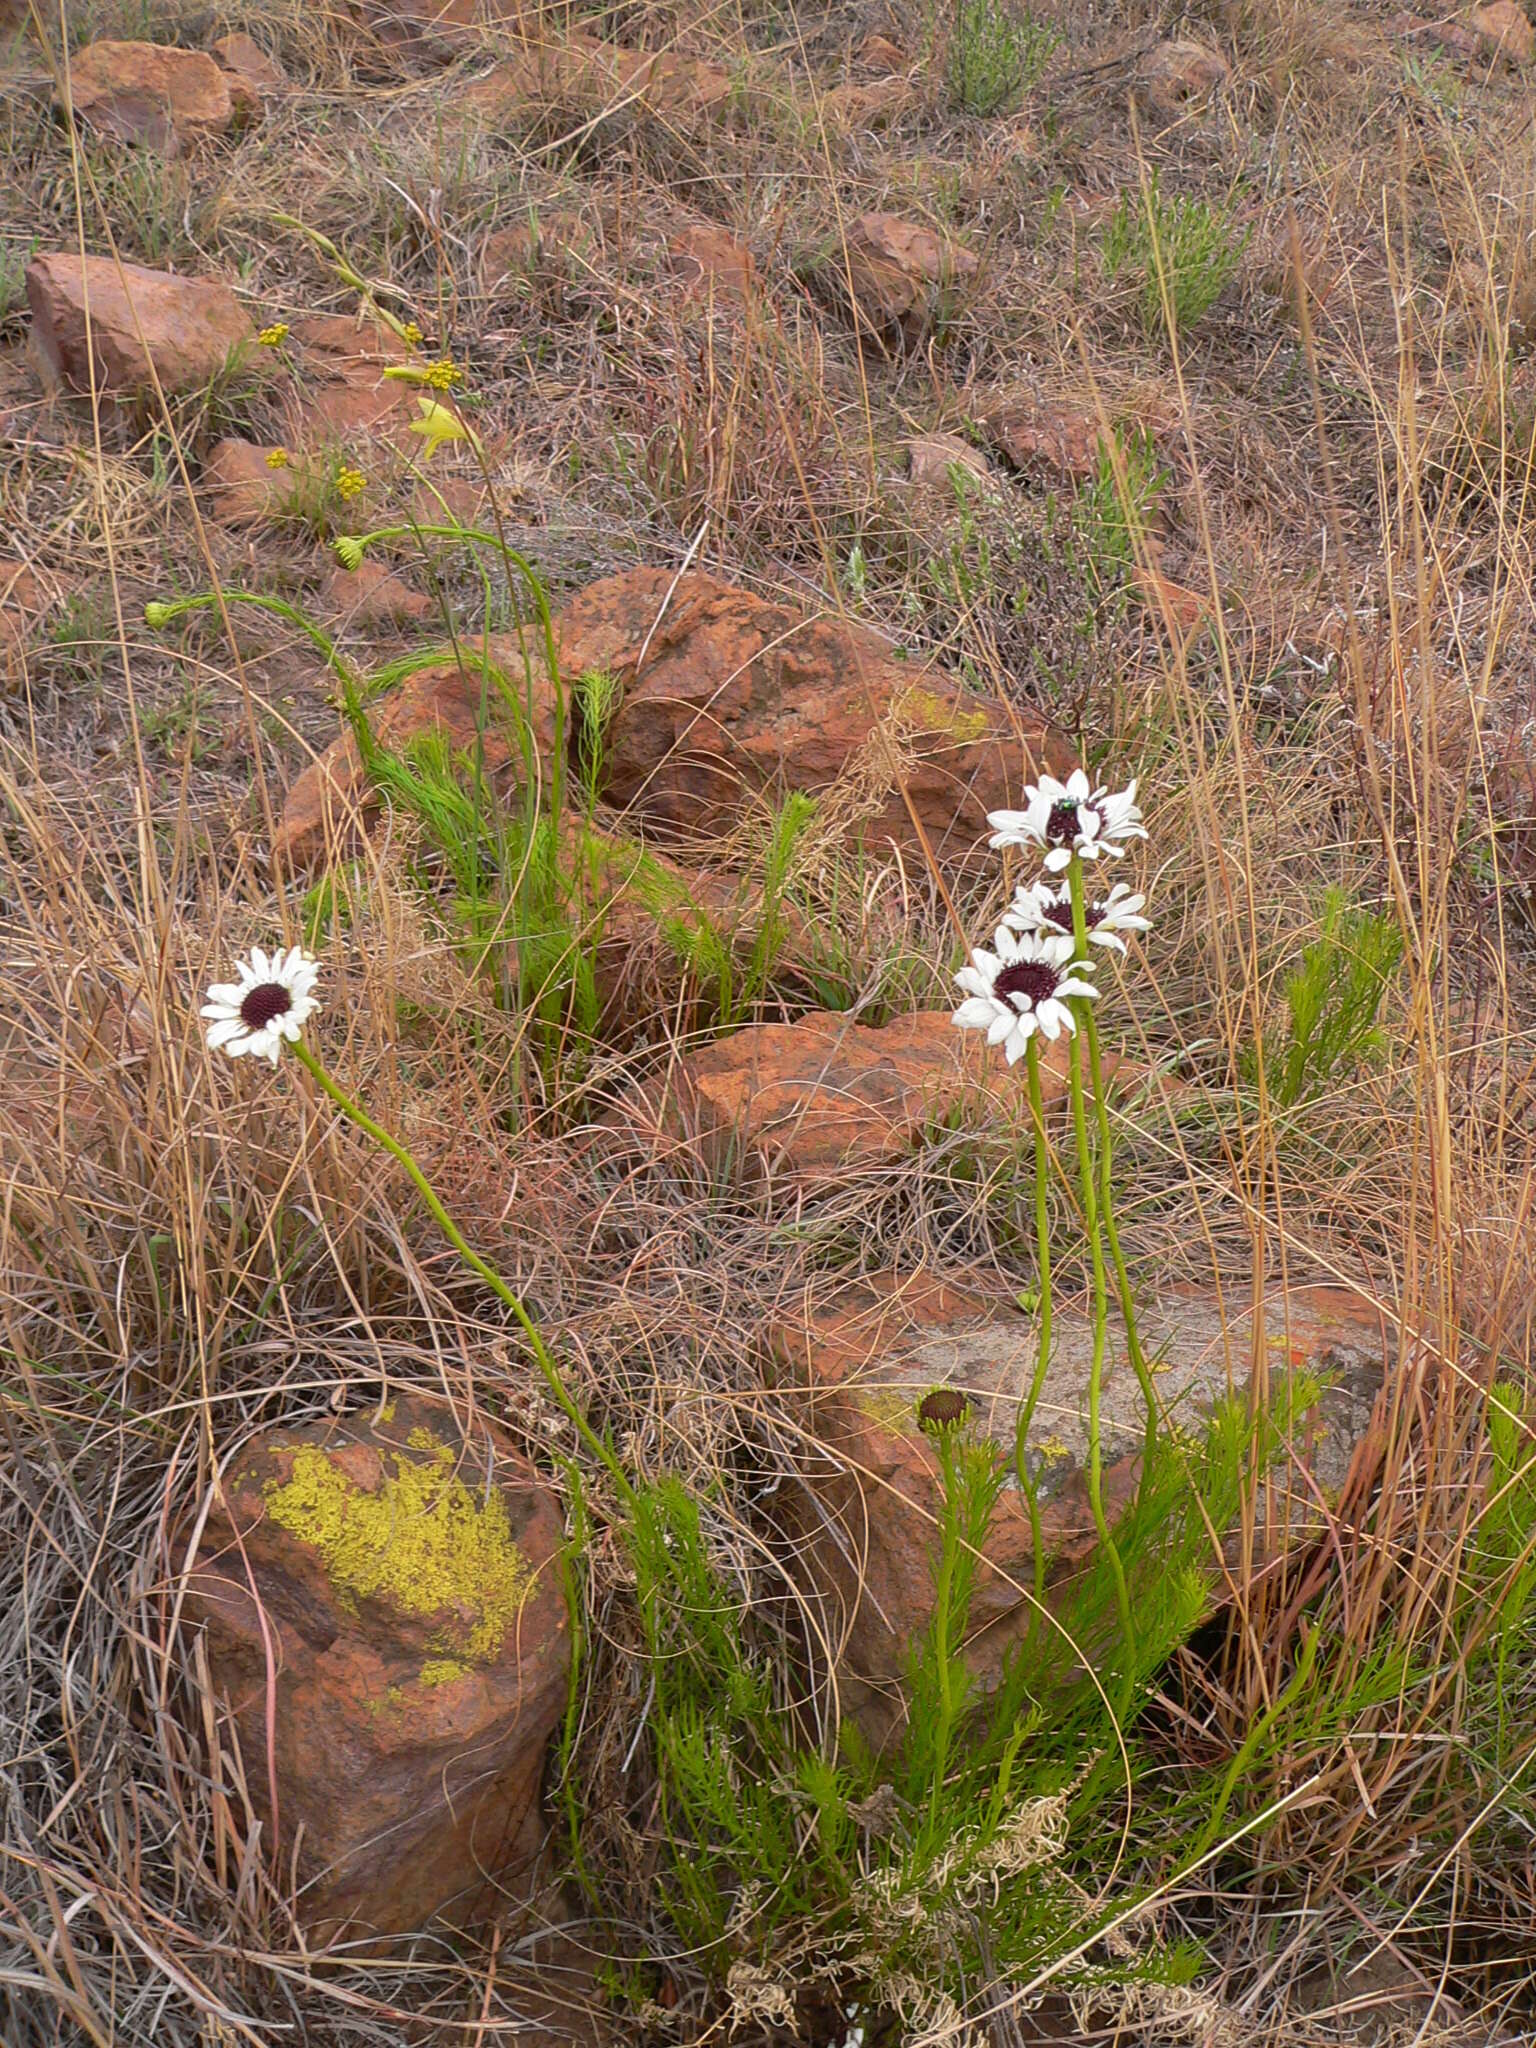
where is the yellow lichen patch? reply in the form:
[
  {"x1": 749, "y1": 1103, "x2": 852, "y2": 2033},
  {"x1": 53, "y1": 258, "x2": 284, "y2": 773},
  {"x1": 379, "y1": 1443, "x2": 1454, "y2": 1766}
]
[
  {"x1": 895, "y1": 685, "x2": 990, "y2": 743},
  {"x1": 418, "y1": 1657, "x2": 471, "y2": 1687},
  {"x1": 263, "y1": 1436, "x2": 530, "y2": 1661}
]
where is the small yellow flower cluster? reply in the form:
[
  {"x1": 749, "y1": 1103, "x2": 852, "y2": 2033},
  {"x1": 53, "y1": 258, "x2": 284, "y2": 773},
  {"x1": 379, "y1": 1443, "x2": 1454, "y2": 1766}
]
[
  {"x1": 400, "y1": 322, "x2": 424, "y2": 347},
  {"x1": 257, "y1": 322, "x2": 290, "y2": 347},
  {"x1": 424, "y1": 357, "x2": 462, "y2": 390},
  {"x1": 335, "y1": 466, "x2": 366, "y2": 502},
  {"x1": 266, "y1": 447, "x2": 291, "y2": 470}
]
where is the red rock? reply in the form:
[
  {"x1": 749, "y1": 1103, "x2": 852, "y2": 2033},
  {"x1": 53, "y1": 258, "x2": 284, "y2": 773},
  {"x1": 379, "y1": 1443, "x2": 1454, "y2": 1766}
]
[
  {"x1": 283, "y1": 313, "x2": 418, "y2": 450},
  {"x1": 581, "y1": 566, "x2": 1069, "y2": 861},
  {"x1": 984, "y1": 395, "x2": 1105, "y2": 480},
  {"x1": 201, "y1": 438, "x2": 293, "y2": 525},
  {"x1": 209, "y1": 32, "x2": 286, "y2": 122},
  {"x1": 27, "y1": 252, "x2": 253, "y2": 398},
  {"x1": 609, "y1": 1009, "x2": 1139, "y2": 1181},
  {"x1": 856, "y1": 32, "x2": 908, "y2": 72},
  {"x1": 275, "y1": 565, "x2": 1074, "y2": 872},
  {"x1": 479, "y1": 210, "x2": 593, "y2": 297},
  {"x1": 360, "y1": 0, "x2": 478, "y2": 56},
  {"x1": 771, "y1": 1273, "x2": 1393, "y2": 1750},
  {"x1": 838, "y1": 212, "x2": 978, "y2": 345},
  {"x1": 0, "y1": 557, "x2": 46, "y2": 689},
  {"x1": 825, "y1": 73, "x2": 915, "y2": 128},
  {"x1": 1474, "y1": 0, "x2": 1535, "y2": 63},
  {"x1": 464, "y1": 30, "x2": 730, "y2": 129},
  {"x1": 1134, "y1": 566, "x2": 1213, "y2": 635},
  {"x1": 906, "y1": 430, "x2": 992, "y2": 489},
  {"x1": 60, "y1": 41, "x2": 234, "y2": 154},
  {"x1": 322, "y1": 557, "x2": 432, "y2": 628},
  {"x1": 666, "y1": 224, "x2": 755, "y2": 300},
  {"x1": 181, "y1": 1394, "x2": 569, "y2": 1941},
  {"x1": 1136, "y1": 38, "x2": 1230, "y2": 116}
]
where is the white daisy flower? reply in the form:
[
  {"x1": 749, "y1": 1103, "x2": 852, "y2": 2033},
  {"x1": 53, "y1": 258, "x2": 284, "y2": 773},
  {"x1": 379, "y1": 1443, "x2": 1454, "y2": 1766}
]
[
  {"x1": 952, "y1": 927, "x2": 1098, "y2": 1064},
  {"x1": 1005, "y1": 878, "x2": 1152, "y2": 953},
  {"x1": 201, "y1": 945, "x2": 321, "y2": 1064},
  {"x1": 987, "y1": 770, "x2": 1147, "y2": 872}
]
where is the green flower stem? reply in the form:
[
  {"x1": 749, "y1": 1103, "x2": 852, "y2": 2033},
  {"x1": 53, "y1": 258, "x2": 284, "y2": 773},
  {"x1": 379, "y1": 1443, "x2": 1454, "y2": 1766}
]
[
  {"x1": 291, "y1": 1038, "x2": 634, "y2": 1509},
  {"x1": 1065, "y1": 1000, "x2": 1135, "y2": 1713},
  {"x1": 1067, "y1": 861, "x2": 1159, "y2": 1480},
  {"x1": 145, "y1": 591, "x2": 351, "y2": 685},
  {"x1": 1016, "y1": 1035, "x2": 1055, "y2": 1622}
]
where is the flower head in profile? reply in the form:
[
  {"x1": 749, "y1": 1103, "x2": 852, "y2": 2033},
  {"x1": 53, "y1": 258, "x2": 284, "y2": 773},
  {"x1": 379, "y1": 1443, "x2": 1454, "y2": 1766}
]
[
  {"x1": 408, "y1": 395, "x2": 482, "y2": 462},
  {"x1": 988, "y1": 771, "x2": 1146, "y2": 872},
  {"x1": 1005, "y1": 878, "x2": 1152, "y2": 954},
  {"x1": 952, "y1": 927, "x2": 1097, "y2": 1063},
  {"x1": 333, "y1": 535, "x2": 366, "y2": 571},
  {"x1": 202, "y1": 946, "x2": 320, "y2": 1064}
]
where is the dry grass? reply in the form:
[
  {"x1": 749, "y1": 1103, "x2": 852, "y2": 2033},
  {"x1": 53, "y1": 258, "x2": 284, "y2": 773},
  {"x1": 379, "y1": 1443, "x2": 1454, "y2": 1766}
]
[{"x1": 4, "y1": 0, "x2": 1536, "y2": 2041}]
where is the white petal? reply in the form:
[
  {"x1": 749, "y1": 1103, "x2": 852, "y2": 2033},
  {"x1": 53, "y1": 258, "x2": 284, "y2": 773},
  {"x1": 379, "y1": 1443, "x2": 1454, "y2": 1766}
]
[
  {"x1": 1089, "y1": 930, "x2": 1127, "y2": 951},
  {"x1": 1064, "y1": 769, "x2": 1091, "y2": 800},
  {"x1": 1043, "y1": 847, "x2": 1073, "y2": 872},
  {"x1": 954, "y1": 997, "x2": 998, "y2": 1030},
  {"x1": 249, "y1": 947, "x2": 270, "y2": 980},
  {"x1": 986, "y1": 1009, "x2": 1015, "y2": 1046},
  {"x1": 205, "y1": 1018, "x2": 247, "y2": 1048}
]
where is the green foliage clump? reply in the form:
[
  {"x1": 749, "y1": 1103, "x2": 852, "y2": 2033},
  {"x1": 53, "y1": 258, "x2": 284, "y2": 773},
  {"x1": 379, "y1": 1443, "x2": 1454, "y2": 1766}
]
[
  {"x1": 1101, "y1": 176, "x2": 1251, "y2": 337},
  {"x1": 946, "y1": 0, "x2": 1059, "y2": 117},
  {"x1": 1263, "y1": 887, "x2": 1403, "y2": 1109},
  {"x1": 595, "y1": 1384, "x2": 1309, "y2": 2036}
]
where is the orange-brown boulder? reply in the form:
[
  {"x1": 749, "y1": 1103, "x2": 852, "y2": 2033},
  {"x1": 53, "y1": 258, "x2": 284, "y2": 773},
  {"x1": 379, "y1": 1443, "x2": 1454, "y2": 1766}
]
[
  {"x1": 770, "y1": 1273, "x2": 1392, "y2": 1751},
  {"x1": 905, "y1": 430, "x2": 991, "y2": 490},
  {"x1": 609, "y1": 1009, "x2": 1129, "y2": 1182},
  {"x1": 321, "y1": 557, "x2": 432, "y2": 629},
  {"x1": 479, "y1": 209, "x2": 595, "y2": 297},
  {"x1": 666, "y1": 223, "x2": 755, "y2": 300},
  {"x1": 1474, "y1": 0, "x2": 1535, "y2": 65},
  {"x1": 201, "y1": 438, "x2": 293, "y2": 526},
  {"x1": 856, "y1": 32, "x2": 908, "y2": 73},
  {"x1": 580, "y1": 566, "x2": 1071, "y2": 860},
  {"x1": 275, "y1": 565, "x2": 1074, "y2": 874},
  {"x1": 60, "y1": 41, "x2": 234, "y2": 153},
  {"x1": 283, "y1": 313, "x2": 418, "y2": 450},
  {"x1": 28, "y1": 252, "x2": 252, "y2": 398},
  {"x1": 837, "y1": 212, "x2": 978, "y2": 346},
  {"x1": 464, "y1": 30, "x2": 730, "y2": 130},
  {"x1": 209, "y1": 32, "x2": 286, "y2": 121},
  {"x1": 983, "y1": 395, "x2": 1104, "y2": 481},
  {"x1": 180, "y1": 1393, "x2": 569, "y2": 1942},
  {"x1": 1136, "y1": 37, "x2": 1230, "y2": 117},
  {"x1": 0, "y1": 557, "x2": 47, "y2": 688},
  {"x1": 1134, "y1": 565, "x2": 1214, "y2": 636}
]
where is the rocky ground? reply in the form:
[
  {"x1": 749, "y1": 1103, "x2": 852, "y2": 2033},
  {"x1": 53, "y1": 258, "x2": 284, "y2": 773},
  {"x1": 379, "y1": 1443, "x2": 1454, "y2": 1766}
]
[{"x1": 4, "y1": 1, "x2": 1536, "y2": 2044}]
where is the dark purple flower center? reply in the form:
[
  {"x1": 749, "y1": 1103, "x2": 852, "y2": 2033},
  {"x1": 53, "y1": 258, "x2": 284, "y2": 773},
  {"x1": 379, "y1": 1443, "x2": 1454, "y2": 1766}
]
[
  {"x1": 993, "y1": 958, "x2": 1060, "y2": 1009},
  {"x1": 239, "y1": 981, "x2": 293, "y2": 1029},
  {"x1": 1045, "y1": 799, "x2": 1081, "y2": 845},
  {"x1": 918, "y1": 1388, "x2": 970, "y2": 1430},
  {"x1": 1043, "y1": 901, "x2": 1074, "y2": 933}
]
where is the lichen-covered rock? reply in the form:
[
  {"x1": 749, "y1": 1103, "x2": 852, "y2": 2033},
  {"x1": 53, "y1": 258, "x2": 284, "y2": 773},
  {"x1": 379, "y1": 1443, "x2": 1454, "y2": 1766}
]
[
  {"x1": 181, "y1": 1394, "x2": 569, "y2": 1941},
  {"x1": 770, "y1": 1274, "x2": 1391, "y2": 1752}
]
